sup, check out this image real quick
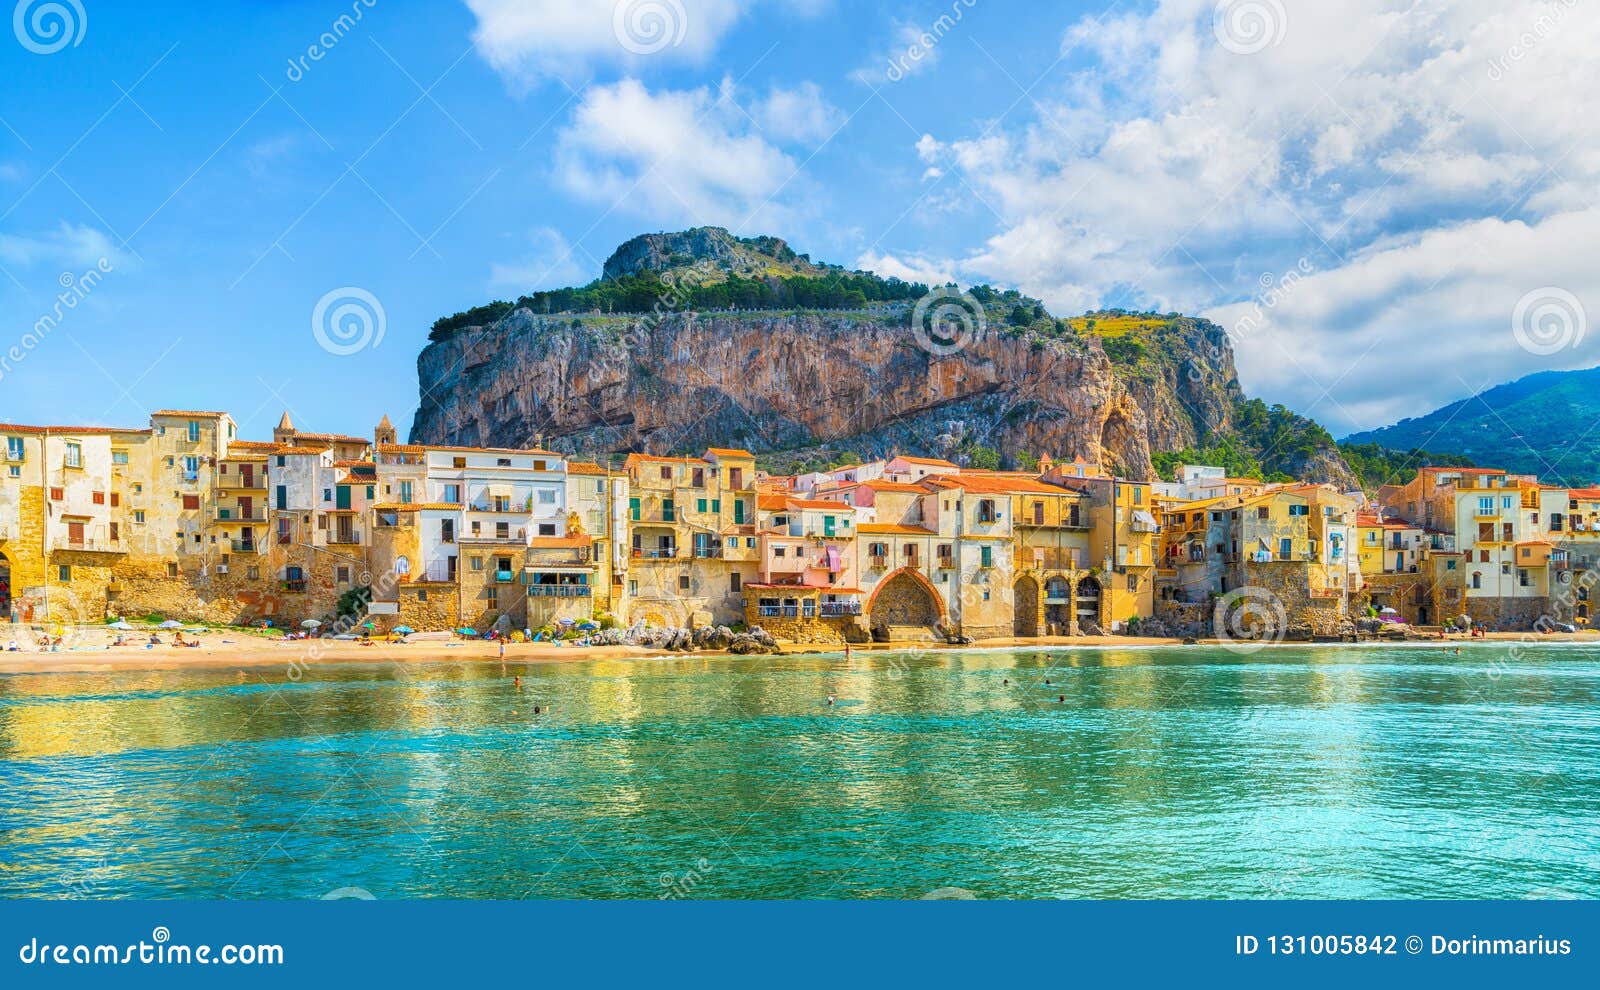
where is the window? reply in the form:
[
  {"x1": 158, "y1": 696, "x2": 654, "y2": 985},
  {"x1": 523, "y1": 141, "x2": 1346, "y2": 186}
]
[
  {"x1": 495, "y1": 522, "x2": 510, "y2": 539},
  {"x1": 247, "y1": 565, "x2": 260, "y2": 580},
  {"x1": 470, "y1": 555, "x2": 484, "y2": 571},
  {"x1": 977, "y1": 499, "x2": 997, "y2": 522},
  {"x1": 92, "y1": 491, "x2": 105, "y2": 505},
  {"x1": 662, "y1": 498, "x2": 675, "y2": 521},
  {"x1": 5, "y1": 436, "x2": 23, "y2": 461},
  {"x1": 336, "y1": 566, "x2": 350, "y2": 583},
  {"x1": 497, "y1": 457, "x2": 511, "y2": 467},
  {"x1": 399, "y1": 480, "x2": 413, "y2": 503},
  {"x1": 64, "y1": 442, "x2": 82, "y2": 468},
  {"x1": 678, "y1": 575, "x2": 690, "y2": 590},
  {"x1": 538, "y1": 489, "x2": 556, "y2": 504},
  {"x1": 595, "y1": 479, "x2": 605, "y2": 494},
  {"x1": 1257, "y1": 507, "x2": 1269, "y2": 519},
  {"x1": 167, "y1": 562, "x2": 179, "y2": 578},
  {"x1": 697, "y1": 498, "x2": 708, "y2": 513},
  {"x1": 1502, "y1": 496, "x2": 1514, "y2": 509},
  {"x1": 133, "y1": 510, "x2": 145, "y2": 524},
  {"x1": 1446, "y1": 559, "x2": 1457, "y2": 570},
  {"x1": 1471, "y1": 571, "x2": 1482, "y2": 589},
  {"x1": 188, "y1": 421, "x2": 201, "y2": 442},
  {"x1": 7, "y1": 466, "x2": 16, "y2": 477},
  {"x1": 443, "y1": 484, "x2": 460, "y2": 503},
  {"x1": 58, "y1": 565, "x2": 71, "y2": 582},
  {"x1": 629, "y1": 497, "x2": 640, "y2": 521},
  {"x1": 538, "y1": 523, "x2": 556, "y2": 536},
  {"x1": 980, "y1": 546, "x2": 993, "y2": 568},
  {"x1": 774, "y1": 547, "x2": 785, "y2": 557},
  {"x1": 659, "y1": 465, "x2": 671, "y2": 480},
  {"x1": 182, "y1": 495, "x2": 200, "y2": 510},
  {"x1": 183, "y1": 456, "x2": 199, "y2": 479},
  {"x1": 453, "y1": 457, "x2": 467, "y2": 469},
  {"x1": 692, "y1": 468, "x2": 705, "y2": 487},
  {"x1": 112, "y1": 450, "x2": 128, "y2": 465},
  {"x1": 486, "y1": 587, "x2": 499, "y2": 609},
  {"x1": 441, "y1": 519, "x2": 455, "y2": 544},
  {"x1": 730, "y1": 573, "x2": 741, "y2": 592},
  {"x1": 48, "y1": 486, "x2": 63, "y2": 500},
  {"x1": 1288, "y1": 504, "x2": 1309, "y2": 516}
]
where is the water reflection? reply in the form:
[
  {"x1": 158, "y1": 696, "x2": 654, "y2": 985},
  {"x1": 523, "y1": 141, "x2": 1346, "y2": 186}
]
[{"x1": 1, "y1": 644, "x2": 1597, "y2": 899}]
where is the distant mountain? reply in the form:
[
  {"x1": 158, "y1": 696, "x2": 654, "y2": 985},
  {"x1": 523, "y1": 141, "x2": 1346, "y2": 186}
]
[{"x1": 1344, "y1": 366, "x2": 1600, "y2": 486}]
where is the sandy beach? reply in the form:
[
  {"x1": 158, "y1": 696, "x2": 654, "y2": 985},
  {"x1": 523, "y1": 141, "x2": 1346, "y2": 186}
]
[{"x1": 0, "y1": 627, "x2": 1592, "y2": 675}]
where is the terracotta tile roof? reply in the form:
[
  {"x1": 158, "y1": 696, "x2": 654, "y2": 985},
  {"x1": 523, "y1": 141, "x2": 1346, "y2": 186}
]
[
  {"x1": 745, "y1": 583, "x2": 864, "y2": 593},
  {"x1": 566, "y1": 461, "x2": 608, "y2": 475},
  {"x1": 758, "y1": 494, "x2": 853, "y2": 512},
  {"x1": 860, "y1": 480, "x2": 925, "y2": 493},
  {"x1": 527, "y1": 534, "x2": 592, "y2": 548},
  {"x1": 1568, "y1": 488, "x2": 1600, "y2": 499},
  {"x1": 857, "y1": 523, "x2": 936, "y2": 535},
  {"x1": 293, "y1": 432, "x2": 368, "y2": 444},
  {"x1": 421, "y1": 443, "x2": 561, "y2": 457},
  {"x1": 377, "y1": 443, "x2": 426, "y2": 454},
  {"x1": 921, "y1": 473, "x2": 1068, "y2": 496},
  {"x1": 1420, "y1": 466, "x2": 1503, "y2": 473},
  {"x1": 151, "y1": 409, "x2": 230, "y2": 418},
  {"x1": 0, "y1": 422, "x2": 143, "y2": 434},
  {"x1": 275, "y1": 446, "x2": 331, "y2": 456},
  {"x1": 704, "y1": 447, "x2": 754, "y2": 458},
  {"x1": 226, "y1": 440, "x2": 282, "y2": 452},
  {"x1": 625, "y1": 453, "x2": 709, "y2": 467},
  {"x1": 892, "y1": 455, "x2": 959, "y2": 468}
]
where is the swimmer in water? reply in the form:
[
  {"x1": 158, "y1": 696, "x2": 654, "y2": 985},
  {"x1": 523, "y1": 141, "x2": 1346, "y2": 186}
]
[
  {"x1": 827, "y1": 694, "x2": 835, "y2": 706},
  {"x1": 1058, "y1": 695, "x2": 1065, "y2": 703},
  {"x1": 514, "y1": 676, "x2": 522, "y2": 689},
  {"x1": 1044, "y1": 679, "x2": 1051, "y2": 685},
  {"x1": 533, "y1": 705, "x2": 541, "y2": 715}
]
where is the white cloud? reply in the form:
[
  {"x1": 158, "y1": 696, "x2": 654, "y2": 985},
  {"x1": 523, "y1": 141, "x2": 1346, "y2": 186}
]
[
  {"x1": 464, "y1": 0, "x2": 743, "y2": 84},
  {"x1": 752, "y1": 82, "x2": 844, "y2": 144},
  {"x1": 0, "y1": 161, "x2": 25, "y2": 183},
  {"x1": 554, "y1": 77, "x2": 827, "y2": 228},
  {"x1": 853, "y1": 250, "x2": 957, "y2": 287},
  {"x1": 904, "y1": 0, "x2": 1600, "y2": 431},
  {"x1": 489, "y1": 227, "x2": 588, "y2": 291},
  {"x1": 0, "y1": 223, "x2": 122, "y2": 269}
]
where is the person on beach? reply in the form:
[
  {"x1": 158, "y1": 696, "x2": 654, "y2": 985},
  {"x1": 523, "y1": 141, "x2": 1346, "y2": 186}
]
[{"x1": 499, "y1": 639, "x2": 507, "y2": 660}]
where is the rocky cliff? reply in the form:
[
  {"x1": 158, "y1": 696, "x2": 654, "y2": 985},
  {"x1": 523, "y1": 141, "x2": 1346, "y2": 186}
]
[{"x1": 411, "y1": 229, "x2": 1355, "y2": 485}]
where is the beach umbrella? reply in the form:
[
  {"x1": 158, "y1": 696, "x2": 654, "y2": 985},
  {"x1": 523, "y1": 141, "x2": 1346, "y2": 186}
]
[
  {"x1": 557, "y1": 617, "x2": 576, "y2": 626},
  {"x1": 301, "y1": 619, "x2": 322, "y2": 629},
  {"x1": 158, "y1": 620, "x2": 183, "y2": 629},
  {"x1": 361, "y1": 622, "x2": 376, "y2": 630},
  {"x1": 393, "y1": 626, "x2": 414, "y2": 635},
  {"x1": 456, "y1": 627, "x2": 477, "y2": 637},
  {"x1": 108, "y1": 620, "x2": 134, "y2": 630},
  {"x1": 1379, "y1": 607, "x2": 1399, "y2": 614},
  {"x1": 577, "y1": 621, "x2": 599, "y2": 631}
]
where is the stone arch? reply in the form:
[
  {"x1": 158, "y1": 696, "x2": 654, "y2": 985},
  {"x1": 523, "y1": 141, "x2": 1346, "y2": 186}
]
[
  {"x1": 1043, "y1": 574, "x2": 1073, "y2": 635},
  {"x1": 1013, "y1": 575, "x2": 1040, "y2": 637},
  {"x1": 1075, "y1": 574, "x2": 1103, "y2": 628},
  {"x1": 867, "y1": 567, "x2": 946, "y2": 638}
]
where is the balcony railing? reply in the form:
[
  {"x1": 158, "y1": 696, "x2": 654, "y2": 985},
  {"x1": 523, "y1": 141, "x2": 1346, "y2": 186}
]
[
  {"x1": 51, "y1": 536, "x2": 123, "y2": 553},
  {"x1": 494, "y1": 570, "x2": 516, "y2": 582},
  {"x1": 526, "y1": 585, "x2": 591, "y2": 597},
  {"x1": 633, "y1": 547, "x2": 678, "y2": 559},
  {"x1": 282, "y1": 579, "x2": 308, "y2": 594},
  {"x1": 692, "y1": 546, "x2": 723, "y2": 559},
  {"x1": 217, "y1": 510, "x2": 268, "y2": 522},
  {"x1": 759, "y1": 605, "x2": 801, "y2": 618},
  {"x1": 218, "y1": 475, "x2": 267, "y2": 489},
  {"x1": 819, "y1": 603, "x2": 862, "y2": 617},
  {"x1": 230, "y1": 539, "x2": 263, "y2": 554},
  {"x1": 328, "y1": 532, "x2": 363, "y2": 545}
]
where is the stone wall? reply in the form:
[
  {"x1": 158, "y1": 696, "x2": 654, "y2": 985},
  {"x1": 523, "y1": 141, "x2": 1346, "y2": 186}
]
[
  {"x1": 1242, "y1": 560, "x2": 1350, "y2": 638},
  {"x1": 1461, "y1": 595, "x2": 1555, "y2": 630}
]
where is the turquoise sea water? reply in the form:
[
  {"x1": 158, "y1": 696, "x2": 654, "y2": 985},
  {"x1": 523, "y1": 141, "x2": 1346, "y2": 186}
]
[{"x1": 1, "y1": 643, "x2": 1597, "y2": 900}]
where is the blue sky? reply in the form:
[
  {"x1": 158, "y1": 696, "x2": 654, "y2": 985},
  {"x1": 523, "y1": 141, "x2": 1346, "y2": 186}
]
[{"x1": 2, "y1": 0, "x2": 1596, "y2": 443}]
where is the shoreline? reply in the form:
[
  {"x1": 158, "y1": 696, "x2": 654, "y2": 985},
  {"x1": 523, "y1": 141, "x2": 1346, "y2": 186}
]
[{"x1": 0, "y1": 630, "x2": 1594, "y2": 675}]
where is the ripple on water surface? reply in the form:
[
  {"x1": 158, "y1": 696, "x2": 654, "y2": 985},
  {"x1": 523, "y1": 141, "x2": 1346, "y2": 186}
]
[{"x1": 1, "y1": 643, "x2": 1597, "y2": 899}]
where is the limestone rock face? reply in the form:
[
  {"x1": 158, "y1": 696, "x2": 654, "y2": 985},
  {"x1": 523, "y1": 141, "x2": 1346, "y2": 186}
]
[{"x1": 410, "y1": 302, "x2": 1349, "y2": 482}]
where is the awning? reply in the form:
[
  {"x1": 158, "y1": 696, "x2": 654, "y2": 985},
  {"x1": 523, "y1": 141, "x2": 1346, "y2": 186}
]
[
  {"x1": 1133, "y1": 509, "x2": 1160, "y2": 528},
  {"x1": 486, "y1": 485, "x2": 512, "y2": 498}
]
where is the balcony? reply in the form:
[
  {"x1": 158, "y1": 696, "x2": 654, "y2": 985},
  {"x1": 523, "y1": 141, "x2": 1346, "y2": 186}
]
[
  {"x1": 230, "y1": 539, "x2": 263, "y2": 554},
  {"x1": 328, "y1": 531, "x2": 363, "y2": 545},
  {"x1": 691, "y1": 546, "x2": 724, "y2": 559},
  {"x1": 525, "y1": 585, "x2": 591, "y2": 598},
  {"x1": 633, "y1": 547, "x2": 678, "y2": 560},
  {"x1": 494, "y1": 569, "x2": 516, "y2": 582},
  {"x1": 868, "y1": 555, "x2": 889, "y2": 569},
  {"x1": 218, "y1": 475, "x2": 267, "y2": 490},
  {"x1": 819, "y1": 602, "x2": 862, "y2": 617},
  {"x1": 51, "y1": 536, "x2": 123, "y2": 553},
  {"x1": 216, "y1": 510, "x2": 269, "y2": 522},
  {"x1": 759, "y1": 605, "x2": 801, "y2": 618},
  {"x1": 282, "y1": 579, "x2": 308, "y2": 594}
]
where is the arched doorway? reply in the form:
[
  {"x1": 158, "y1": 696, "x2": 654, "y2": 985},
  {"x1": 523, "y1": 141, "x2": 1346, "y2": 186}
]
[
  {"x1": 0, "y1": 552, "x2": 10, "y2": 621},
  {"x1": 1013, "y1": 575, "x2": 1039, "y2": 637},
  {"x1": 1076, "y1": 575, "x2": 1102, "y2": 628},
  {"x1": 1044, "y1": 576, "x2": 1072, "y2": 634},
  {"x1": 867, "y1": 569, "x2": 943, "y2": 639}
]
